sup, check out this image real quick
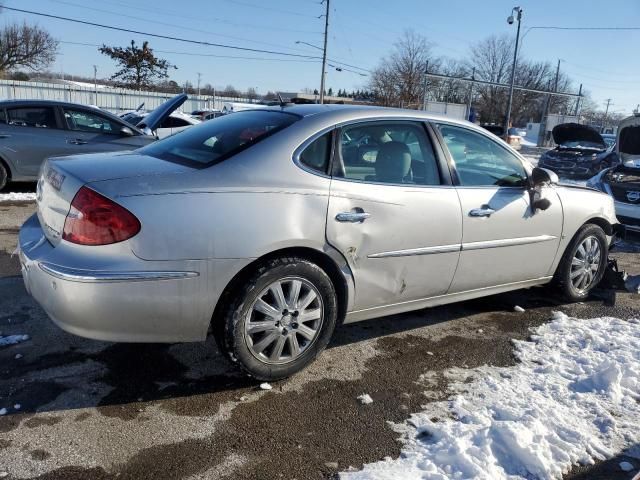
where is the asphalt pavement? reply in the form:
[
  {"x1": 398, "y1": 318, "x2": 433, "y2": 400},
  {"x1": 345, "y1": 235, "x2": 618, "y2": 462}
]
[{"x1": 0, "y1": 196, "x2": 638, "y2": 480}]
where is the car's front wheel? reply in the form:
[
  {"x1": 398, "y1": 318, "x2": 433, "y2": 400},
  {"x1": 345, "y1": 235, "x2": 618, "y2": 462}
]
[
  {"x1": 555, "y1": 224, "x2": 608, "y2": 301},
  {"x1": 218, "y1": 256, "x2": 338, "y2": 380}
]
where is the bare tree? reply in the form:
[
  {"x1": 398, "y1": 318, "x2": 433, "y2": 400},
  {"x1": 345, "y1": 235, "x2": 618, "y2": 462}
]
[
  {"x1": 99, "y1": 40, "x2": 175, "y2": 90},
  {"x1": 368, "y1": 30, "x2": 439, "y2": 108},
  {"x1": 0, "y1": 22, "x2": 58, "y2": 72}
]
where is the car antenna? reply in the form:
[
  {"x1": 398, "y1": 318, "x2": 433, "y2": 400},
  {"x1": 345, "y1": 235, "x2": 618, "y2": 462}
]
[{"x1": 277, "y1": 92, "x2": 286, "y2": 108}]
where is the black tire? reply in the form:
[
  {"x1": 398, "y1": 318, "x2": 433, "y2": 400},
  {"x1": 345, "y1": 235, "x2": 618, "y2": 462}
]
[
  {"x1": 217, "y1": 256, "x2": 338, "y2": 381},
  {"x1": 0, "y1": 162, "x2": 7, "y2": 191},
  {"x1": 554, "y1": 224, "x2": 608, "y2": 302}
]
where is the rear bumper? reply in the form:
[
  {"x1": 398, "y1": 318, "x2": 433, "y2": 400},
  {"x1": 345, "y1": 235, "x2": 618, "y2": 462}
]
[{"x1": 18, "y1": 213, "x2": 213, "y2": 343}]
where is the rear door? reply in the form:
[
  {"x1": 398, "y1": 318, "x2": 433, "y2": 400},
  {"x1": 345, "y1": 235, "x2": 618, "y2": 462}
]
[
  {"x1": 61, "y1": 107, "x2": 152, "y2": 153},
  {"x1": 2, "y1": 105, "x2": 70, "y2": 176},
  {"x1": 326, "y1": 120, "x2": 462, "y2": 312},
  {"x1": 435, "y1": 123, "x2": 562, "y2": 292}
]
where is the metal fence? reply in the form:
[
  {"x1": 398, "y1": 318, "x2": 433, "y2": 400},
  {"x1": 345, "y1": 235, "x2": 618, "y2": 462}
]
[{"x1": 0, "y1": 79, "x2": 251, "y2": 114}]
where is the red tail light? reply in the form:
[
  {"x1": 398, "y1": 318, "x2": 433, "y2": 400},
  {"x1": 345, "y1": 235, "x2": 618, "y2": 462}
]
[{"x1": 63, "y1": 187, "x2": 140, "y2": 246}]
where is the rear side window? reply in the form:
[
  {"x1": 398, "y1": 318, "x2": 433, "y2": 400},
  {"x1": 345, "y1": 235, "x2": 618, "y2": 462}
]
[
  {"x1": 299, "y1": 132, "x2": 332, "y2": 174},
  {"x1": 161, "y1": 116, "x2": 192, "y2": 128},
  {"x1": 140, "y1": 110, "x2": 300, "y2": 166},
  {"x1": 7, "y1": 107, "x2": 57, "y2": 128}
]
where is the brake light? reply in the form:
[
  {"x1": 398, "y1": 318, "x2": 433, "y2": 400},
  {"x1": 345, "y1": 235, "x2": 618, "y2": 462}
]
[{"x1": 62, "y1": 187, "x2": 140, "y2": 245}]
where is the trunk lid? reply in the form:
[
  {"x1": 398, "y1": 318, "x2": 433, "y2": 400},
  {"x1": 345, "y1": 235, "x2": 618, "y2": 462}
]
[
  {"x1": 36, "y1": 152, "x2": 193, "y2": 245},
  {"x1": 552, "y1": 123, "x2": 606, "y2": 150},
  {"x1": 136, "y1": 93, "x2": 188, "y2": 134}
]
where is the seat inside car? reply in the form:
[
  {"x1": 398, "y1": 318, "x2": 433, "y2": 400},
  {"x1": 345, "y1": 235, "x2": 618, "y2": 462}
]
[{"x1": 372, "y1": 141, "x2": 412, "y2": 183}]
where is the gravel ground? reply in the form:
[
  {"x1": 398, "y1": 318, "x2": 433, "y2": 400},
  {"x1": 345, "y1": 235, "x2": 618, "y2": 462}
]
[{"x1": 0, "y1": 194, "x2": 638, "y2": 480}]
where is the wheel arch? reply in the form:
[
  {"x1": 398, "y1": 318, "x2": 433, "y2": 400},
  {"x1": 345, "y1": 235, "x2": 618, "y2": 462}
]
[
  {"x1": 0, "y1": 153, "x2": 14, "y2": 182},
  {"x1": 583, "y1": 216, "x2": 613, "y2": 236},
  {"x1": 210, "y1": 245, "x2": 354, "y2": 338}
]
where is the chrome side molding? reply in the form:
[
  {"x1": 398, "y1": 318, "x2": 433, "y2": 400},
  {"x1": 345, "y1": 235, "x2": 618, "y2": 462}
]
[{"x1": 38, "y1": 262, "x2": 199, "y2": 283}]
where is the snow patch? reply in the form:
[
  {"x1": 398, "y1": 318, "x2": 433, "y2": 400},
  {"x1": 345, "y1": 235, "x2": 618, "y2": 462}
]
[
  {"x1": 341, "y1": 313, "x2": 640, "y2": 480},
  {"x1": 259, "y1": 383, "x2": 272, "y2": 391},
  {"x1": 357, "y1": 394, "x2": 374, "y2": 405},
  {"x1": 0, "y1": 334, "x2": 30, "y2": 347},
  {"x1": 0, "y1": 192, "x2": 36, "y2": 202}
]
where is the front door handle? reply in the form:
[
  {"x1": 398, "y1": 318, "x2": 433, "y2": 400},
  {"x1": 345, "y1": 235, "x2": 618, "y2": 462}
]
[
  {"x1": 336, "y1": 211, "x2": 371, "y2": 223},
  {"x1": 67, "y1": 139, "x2": 88, "y2": 145},
  {"x1": 469, "y1": 207, "x2": 496, "y2": 217}
]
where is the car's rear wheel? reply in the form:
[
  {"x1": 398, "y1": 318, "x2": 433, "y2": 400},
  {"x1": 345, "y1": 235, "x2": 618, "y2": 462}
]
[
  {"x1": 554, "y1": 224, "x2": 608, "y2": 301},
  {"x1": 218, "y1": 256, "x2": 338, "y2": 380},
  {"x1": 0, "y1": 162, "x2": 7, "y2": 191}
]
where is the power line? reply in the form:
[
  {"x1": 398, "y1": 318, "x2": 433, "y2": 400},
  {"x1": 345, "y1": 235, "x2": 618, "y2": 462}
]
[
  {"x1": 59, "y1": 40, "x2": 321, "y2": 63},
  {"x1": 2, "y1": 6, "x2": 325, "y2": 59},
  {"x1": 221, "y1": 0, "x2": 318, "y2": 18},
  {"x1": 47, "y1": 0, "x2": 321, "y2": 53},
  {"x1": 528, "y1": 25, "x2": 640, "y2": 31}
]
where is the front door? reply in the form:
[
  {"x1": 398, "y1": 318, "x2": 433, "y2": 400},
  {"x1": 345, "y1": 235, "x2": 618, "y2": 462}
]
[
  {"x1": 61, "y1": 107, "x2": 151, "y2": 154},
  {"x1": 326, "y1": 120, "x2": 462, "y2": 311},
  {"x1": 436, "y1": 123, "x2": 563, "y2": 293}
]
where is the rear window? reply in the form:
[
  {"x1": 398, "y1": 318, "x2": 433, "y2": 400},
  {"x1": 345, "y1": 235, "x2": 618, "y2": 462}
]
[{"x1": 139, "y1": 110, "x2": 300, "y2": 166}]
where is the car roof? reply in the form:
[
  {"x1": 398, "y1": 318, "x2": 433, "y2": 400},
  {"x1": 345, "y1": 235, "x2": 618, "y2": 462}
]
[
  {"x1": 0, "y1": 99, "x2": 106, "y2": 110},
  {"x1": 248, "y1": 103, "x2": 476, "y2": 128}
]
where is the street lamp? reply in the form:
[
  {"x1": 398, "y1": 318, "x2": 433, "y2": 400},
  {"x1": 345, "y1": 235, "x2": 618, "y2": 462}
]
[{"x1": 504, "y1": 6, "x2": 523, "y2": 136}]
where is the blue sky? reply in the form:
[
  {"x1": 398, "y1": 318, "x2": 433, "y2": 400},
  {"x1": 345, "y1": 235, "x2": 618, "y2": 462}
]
[{"x1": 4, "y1": 0, "x2": 639, "y2": 114}]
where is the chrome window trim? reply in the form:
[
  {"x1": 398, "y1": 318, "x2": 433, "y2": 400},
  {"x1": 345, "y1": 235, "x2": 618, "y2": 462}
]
[
  {"x1": 38, "y1": 262, "x2": 199, "y2": 283},
  {"x1": 292, "y1": 125, "x2": 336, "y2": 179}
]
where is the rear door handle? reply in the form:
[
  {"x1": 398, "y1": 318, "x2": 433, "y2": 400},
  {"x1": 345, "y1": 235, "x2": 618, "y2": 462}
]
[
  {"x1": 336, "y1": 211, "x2": 371, "y2": 223},
  {"x1": 469, "y1": 207, "x2": 496, "y2": 217},
  {"x1": 67, "y1": 139, "x2": 88, "y2": 145},
  {"x1": 0, "y1": 134, "x2": 11, "y2": 139}
]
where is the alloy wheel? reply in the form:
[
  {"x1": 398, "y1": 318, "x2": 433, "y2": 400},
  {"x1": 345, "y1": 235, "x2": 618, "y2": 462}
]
[
  {"x1": 244, "y1": 276, "x2": 324, "y2": 365},
  {"x1": 570, "y1": 235, "x2": 601, "y2": 293}
]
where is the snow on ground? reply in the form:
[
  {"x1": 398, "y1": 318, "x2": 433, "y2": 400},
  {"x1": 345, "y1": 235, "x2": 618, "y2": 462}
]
[
  {"x1": 0, "y1": 334, "x2": 30, "y2": 347},
  {"x1": 342, "y1": 312, "x2": 640, "y2": 480},
  {"x1": 0, "y1": 192, "x2": 36, "y2": 202}
]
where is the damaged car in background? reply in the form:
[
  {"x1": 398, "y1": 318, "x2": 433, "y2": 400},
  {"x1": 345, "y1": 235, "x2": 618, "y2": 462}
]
[
  {"x1": 538, "y1": 123, "x2": 618, "y2": 178},
  {"x1": 588, "y1": 114, "x2": 640, "y2": 232},
  {"x1": 19, "y1": 105, "x2": 622, "y2": 381},
  {"x1": 0, "y1": 94, "x2": 188, "y2": 190}
]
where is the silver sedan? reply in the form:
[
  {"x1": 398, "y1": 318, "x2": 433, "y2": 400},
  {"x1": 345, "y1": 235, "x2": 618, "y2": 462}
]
[{"x1": 19, "y1": 105, "x2": 620, "y2": 380}]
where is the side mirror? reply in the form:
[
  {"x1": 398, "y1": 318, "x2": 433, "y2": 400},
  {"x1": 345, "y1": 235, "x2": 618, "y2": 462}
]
[
  {"x1": 120, "y1": 126, "x2": 134, "y2": 137},
  {"x1": 531, "y1": 167, "x2": 559, "y2": 187}
]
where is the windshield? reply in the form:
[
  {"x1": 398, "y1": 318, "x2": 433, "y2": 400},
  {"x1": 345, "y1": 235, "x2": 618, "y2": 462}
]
[{"x1": 139, "y1": 110, "x2": 300, "y2": 166}]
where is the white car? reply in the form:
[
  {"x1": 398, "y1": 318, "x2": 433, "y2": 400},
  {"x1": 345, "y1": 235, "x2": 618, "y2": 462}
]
[
  {"x1": 120, "y1": 110, "x2": 200, "y2": 139},
  {"x1": 587, "y1": 114, "x2": 640, "y2": 232}
]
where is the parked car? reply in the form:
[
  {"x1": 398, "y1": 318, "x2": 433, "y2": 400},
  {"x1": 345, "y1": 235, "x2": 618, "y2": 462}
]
[
  {"x1": 221, "y1": 102, "x2": 272, "y2": 114},
  {"x1": 19, "y1": 105, "x2": 620, "y2": 380},
  {"x1": 0, "y1": 95, "x2": 188, "y2": 190},
  {"x1": 120, "y1": 109, "x2": 200, "y2": 139},
  {"x1": 538, "y1": 123, "x2": 618, "y2": 178},
  {"x1": 480, "y1": 124, "x2": 521, "y2": 150},
  {"x1": 601, "y1": 133, "x2": 616, "y2": 149},
  {"x1": 587, "y1": 114, "x2": 640, "y2": 232},
  {"x1": 202, "y1": 110, "x2": 224, "y2": 121}
]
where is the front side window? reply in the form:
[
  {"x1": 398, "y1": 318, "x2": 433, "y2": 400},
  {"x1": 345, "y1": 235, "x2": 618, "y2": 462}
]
[
  {"x1": 334, "y1": 121, "x2": 440, "y2": 185},
  {"x1": 299, "y1": 132, "x2": 332, "y2": 174},
  {"x1": 7, "y1": 107, "x2": 56, "y2": 128},
  {"x1": 64, "y1": 108, "x2": 122, "y2": 134},
  {"x1": 140, "y1": 110, "x2": 300, "y2": 166},
  {"x1": 438, "y1": 124, "x2": 527, "y2": 187}
]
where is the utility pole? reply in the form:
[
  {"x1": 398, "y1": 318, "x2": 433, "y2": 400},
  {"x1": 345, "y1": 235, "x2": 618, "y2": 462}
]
[
  {"x1": 574, "y1": 84, "x2": 582, "y2": 116},
  {"x1": 319, "y1": 0, "x2": 330, "y2": 104},
  {"x1": 422, "y1": 61, "x2": 429, "y2": 111},
  {"x1": 93, "y1": 65, "x2": 97, "y2": 105},
  {"x1": 504, "y1": 6, "x2": 523, "y2": 136},
  {"x1": 603, "y1": 98, "x2": 612, "y2": 132},
  {"x1": 197, "y1": 72, "x2": 202, "y2": 96},
  {"x1": 466, "y1": 67, "x2": 475, "y2": 121}
]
